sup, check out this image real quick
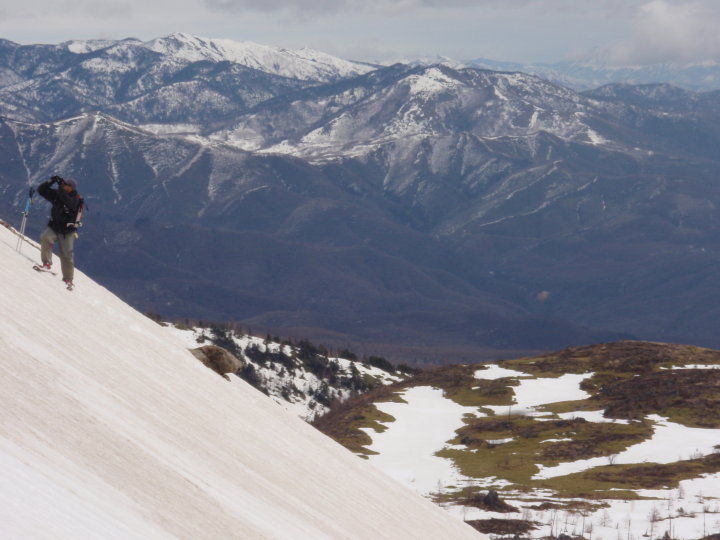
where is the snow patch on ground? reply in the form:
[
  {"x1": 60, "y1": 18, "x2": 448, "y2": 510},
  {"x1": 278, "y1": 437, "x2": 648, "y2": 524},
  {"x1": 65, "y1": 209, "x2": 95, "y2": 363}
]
[
  {"x1": 662, "y1": 364, "x2": 720, "y2": 370},
  {"x1": 362, "y1": 386, "x2": 480, "y2": 495},
  {"x1": 474, "y1": 364, "x2": 530, "y2": 380},
  {"x1": 485, "y1": 373, "x2": 592, "y2": 416},
  {"x1": 535, "y1": 414, "x2": 720, "y2": 479},
  {"x1": 553, "y1": 409, "x2": 630, "y2": 424},
  {"x1": 447, "y1": 472, "x2": 720, "y2": 540}
]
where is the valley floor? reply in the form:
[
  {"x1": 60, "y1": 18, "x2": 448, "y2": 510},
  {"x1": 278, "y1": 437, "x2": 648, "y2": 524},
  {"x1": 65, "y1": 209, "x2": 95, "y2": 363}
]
[{"x1": 360, "y1": 367, "x2": 720, "y2": 539}]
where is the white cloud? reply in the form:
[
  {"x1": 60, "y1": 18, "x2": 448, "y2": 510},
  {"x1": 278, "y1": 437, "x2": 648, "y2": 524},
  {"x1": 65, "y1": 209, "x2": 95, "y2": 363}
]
[
  {"x1": 602, "y1": 0, "x2": 720, "y2": 65},
  {"x1": 203, "y1": 0, "x2": 377, "y2": 15},
  {"x1": 0, "y1": 0, "x2": 200, "y2": 44},
  {"x1": 1, "y1": 0, "x2": 718, "y2": 66},
  {"x1": 2, "y1": 0, "x2": 134, "y2": 19},
  {"x1": 201, "y1": 0, "x2": 635, "y2": 16}
]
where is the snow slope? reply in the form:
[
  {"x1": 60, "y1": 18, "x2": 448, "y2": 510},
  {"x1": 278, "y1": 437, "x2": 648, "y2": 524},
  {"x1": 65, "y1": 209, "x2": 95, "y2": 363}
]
[{"x1": 0, "y1": 223, "x2": 481, "y2": 539}]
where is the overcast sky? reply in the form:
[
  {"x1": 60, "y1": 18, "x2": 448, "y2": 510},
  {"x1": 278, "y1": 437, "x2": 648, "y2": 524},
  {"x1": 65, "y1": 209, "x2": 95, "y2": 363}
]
[{"x1": 1, "y1": 0, "x2": 719, "y2": 65}]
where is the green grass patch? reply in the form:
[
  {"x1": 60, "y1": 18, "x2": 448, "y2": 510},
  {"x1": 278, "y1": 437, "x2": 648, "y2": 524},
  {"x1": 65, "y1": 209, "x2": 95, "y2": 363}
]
[
  {"x1": 312, "y1": 385, "x2": 403, "y2": 457},
  {"x1": 324, "y1": 402, "x2": 395, "y2": 457},
  {"x1": 537, "y1": 419, "x2": 653, "y2": 465},
  {"x1": 437, "y1": 447, "x2": 542, "y2": 484},
  {"x1": 536, "y1": 399, "x2": 598, "y2": 415},
  {"x1": 438, "y1": 415, "x2": 653, "y2": 489},
  {"x1": 543, "y1": 452, "x2": 720, "y2": 496},
  {"x1": 594, "y1": 370, "x2": 720, "y2": 427}
]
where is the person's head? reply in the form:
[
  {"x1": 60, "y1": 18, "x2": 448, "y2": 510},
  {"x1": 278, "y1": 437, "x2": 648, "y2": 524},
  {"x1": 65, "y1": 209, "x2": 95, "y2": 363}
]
[{"x1": 61, "y1": 178, "x2": 77, "y2": 193}]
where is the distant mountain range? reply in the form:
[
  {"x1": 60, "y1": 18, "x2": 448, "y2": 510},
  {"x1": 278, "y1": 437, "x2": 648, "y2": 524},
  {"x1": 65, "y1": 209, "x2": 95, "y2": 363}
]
[
  {"x1": 463, "y1": 57, "x2": 720, "y2": 92},
  {"x1": 2, "y1": 34, "x2": 720, "y2": 359},
  {"x1": 0, "y1": 33, "x2": 374, "y2": 126}
]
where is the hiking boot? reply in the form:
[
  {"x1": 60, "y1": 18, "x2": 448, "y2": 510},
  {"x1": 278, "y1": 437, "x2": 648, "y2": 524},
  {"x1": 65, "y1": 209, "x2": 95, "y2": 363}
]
[
  {"x1": 62, "y1": 278, "x2": 74, "y2": 290},
  {"x1": 40, "y1": 262, "x2": 52, "y2": 270}
]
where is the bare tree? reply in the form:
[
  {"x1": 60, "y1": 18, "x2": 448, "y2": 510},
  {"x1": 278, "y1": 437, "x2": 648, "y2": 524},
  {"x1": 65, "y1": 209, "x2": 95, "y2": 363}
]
[
  {"x1": 585, "y1": 519, "x2": 594, "y2": 540},
  {"x1": 521, "y1": 507, "x2": 533, "y2": 522},
  {"x1": 549, "y1": 509, "x2": 558, "y2": 538},
  {"x1": 600, "y1": 509, "x2": 612, "y2": 527},
  {"x1": 649, "y1": 504, "x2": 661, "y2": 539}
]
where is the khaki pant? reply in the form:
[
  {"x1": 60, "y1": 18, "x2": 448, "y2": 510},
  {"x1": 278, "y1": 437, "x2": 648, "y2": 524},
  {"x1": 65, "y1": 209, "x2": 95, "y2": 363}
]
[{"x1": 40, "y1": 227, "x2": 76, "y2": 281}]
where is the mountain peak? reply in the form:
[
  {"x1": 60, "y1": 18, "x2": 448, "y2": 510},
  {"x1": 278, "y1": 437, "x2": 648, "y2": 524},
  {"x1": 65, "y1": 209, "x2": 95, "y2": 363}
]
[
  {"x1": 142, "y1": 33, "x2": 375, "y2": 81},
  {"x1": 404, "y1": 65, "x2": 463, "y2": 95},
  {"x1": 142, "y1": 32, "x2": 229, "y2": 61}
]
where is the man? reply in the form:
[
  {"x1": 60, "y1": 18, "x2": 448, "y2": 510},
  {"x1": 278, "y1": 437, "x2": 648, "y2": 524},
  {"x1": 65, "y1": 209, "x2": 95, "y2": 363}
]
[{"x1": 37, "y1": 175, "x2": 84, "y2": 289}]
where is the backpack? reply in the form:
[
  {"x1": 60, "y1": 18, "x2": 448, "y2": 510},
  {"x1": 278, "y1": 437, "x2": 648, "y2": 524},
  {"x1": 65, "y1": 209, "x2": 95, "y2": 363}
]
[{"x1": 60, "y1": 194, "x2": 84, "y2": 232}]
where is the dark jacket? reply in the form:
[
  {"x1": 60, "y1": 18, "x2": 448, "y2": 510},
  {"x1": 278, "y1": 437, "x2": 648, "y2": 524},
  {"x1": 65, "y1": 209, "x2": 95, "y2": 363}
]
[{"x1": 37, "y1": 180, "x2": 82, "y2": 235}]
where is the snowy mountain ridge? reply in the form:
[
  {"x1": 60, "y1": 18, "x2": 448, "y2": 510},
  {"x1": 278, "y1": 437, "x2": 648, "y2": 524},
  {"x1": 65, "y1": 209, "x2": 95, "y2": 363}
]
[
  {"x1": 141, "y1": 32, "x2": 377, "y2": 81},
  {"x1": 0, "y1": 33, "x2": 376, "y2": 128},
  {"x1": 50, "y1": 34, "x2": 720, "y2": 92},
  {"x1": 232, "y1": 64, "x2": 599, "y2": 163},
  {"x1": 1, "y1": 32, "x2": 374, "y2": 91},
  {"x1": 0, "y1": 221, "x2": 483, "y2": 539}
]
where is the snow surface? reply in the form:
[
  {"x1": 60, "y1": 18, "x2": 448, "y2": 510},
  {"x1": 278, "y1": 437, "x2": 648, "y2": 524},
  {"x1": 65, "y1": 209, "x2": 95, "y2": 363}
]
[
  {"x1": 535, "y1": 414, "x2": 720, "y2": 479},
  {"x1": 553, "y1": 409, "x2": 630, "y2": 424},
  {"x1": 473, "y1": 364, "x2": 529, "y2": 380},
  {"x1": 0, "y1": 224, "x2": 481, "y2": 539},
  {"x1": 480, "y1": 371, "x2": 592, "y2": 415},
  {"x1": 663, "y1": 364, "x2": 720, "y2": 370},
  {"x1": 447, "y1": 472, "x2": 720, "y2": 540},
  {"x1": 362, "y1": 387, "x2": 479, "y2": 495}
]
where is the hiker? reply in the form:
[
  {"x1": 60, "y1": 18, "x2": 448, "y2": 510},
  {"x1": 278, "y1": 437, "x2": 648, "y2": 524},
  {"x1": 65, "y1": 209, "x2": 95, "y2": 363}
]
[{"x1": 37, "y1": 176, "x2": 84, "y2": 289}]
